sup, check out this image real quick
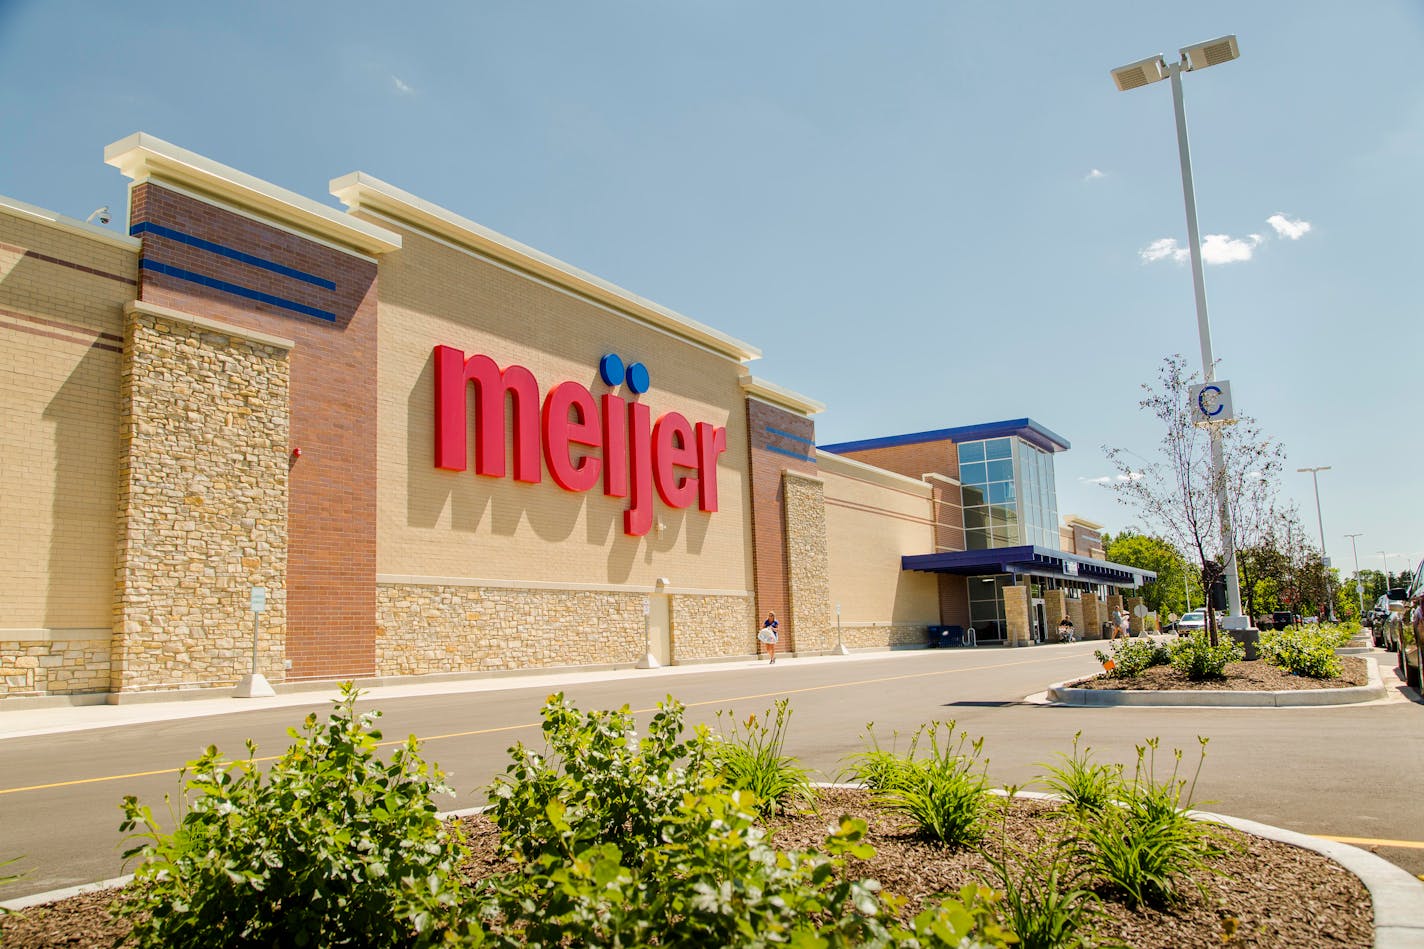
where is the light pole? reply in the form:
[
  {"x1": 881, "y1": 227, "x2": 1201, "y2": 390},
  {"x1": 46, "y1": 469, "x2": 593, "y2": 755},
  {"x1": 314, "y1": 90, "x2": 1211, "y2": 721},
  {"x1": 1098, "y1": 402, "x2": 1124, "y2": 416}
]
[
  {"x1": 1298, "y1": 466, "x2": 1333, "y2": 621},
  {"x1": 1380, "y1": 550, "x2": 1391, "y2": 594},
  {"x1": 1111, "y1": 35, "x2": 1247, "y2": 631},
  {"x1": 1345, "y1": 532, "x2": 1364, "y2": 622}
]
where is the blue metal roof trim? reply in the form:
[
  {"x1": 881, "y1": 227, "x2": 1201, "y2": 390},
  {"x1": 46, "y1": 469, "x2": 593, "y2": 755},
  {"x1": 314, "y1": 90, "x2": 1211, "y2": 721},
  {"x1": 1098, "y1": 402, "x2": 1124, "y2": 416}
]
[
  {"x1": 819, "y1": 418, "x2": 1071, "y2": 455},
  {"x1": 901, "y1": 545, "x2": 1155, "y2": 585}
]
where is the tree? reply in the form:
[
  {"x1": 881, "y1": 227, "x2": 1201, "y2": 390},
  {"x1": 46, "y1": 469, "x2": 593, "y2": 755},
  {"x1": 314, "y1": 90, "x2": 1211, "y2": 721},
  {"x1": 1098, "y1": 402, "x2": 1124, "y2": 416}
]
[
  {"x1": 1102, "y1": 529, "x2": 1195, "y2": 618},
  {"x1": 1103, "y1": 355, "x2": 1286, "y2": 645}
]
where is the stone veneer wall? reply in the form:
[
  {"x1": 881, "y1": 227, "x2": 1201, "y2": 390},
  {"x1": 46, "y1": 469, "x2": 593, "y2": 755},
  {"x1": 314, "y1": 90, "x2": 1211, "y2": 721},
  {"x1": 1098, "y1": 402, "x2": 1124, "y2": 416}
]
[
  {"x1": 376, "y1": 584, "x2": 652, "y2": 674},
  {"x1": 669, "y1": 593, "x2": 756, "y2": 662},
  {"x1": 837, "y1": 623, "x2": 928, "y2": 650},
  {"x1": 1066, "y1": 598, "x2": 1085, "y2": 636},
  {"x1": 1004, "y1": 584, "x2": 1031, "y2": 646},
  {"x1": 1081, "y1": 593, "x2": 1102, "y2": 640},
  {"x1": 1, "y1": 634, "x2": 110, "y2": 695},
  {"x1": 1044, "y1": 589, "x2": 1067, "y2": 636},
  {"x1": 1126, "y1": 596, "x2": 1145, "y2": 634},
  {"x1": 782, "y1": 470, "x2": 832, "y2": 654},
  {"x1": 112, "y1": 305, "x2": 291, "y2": 692}
]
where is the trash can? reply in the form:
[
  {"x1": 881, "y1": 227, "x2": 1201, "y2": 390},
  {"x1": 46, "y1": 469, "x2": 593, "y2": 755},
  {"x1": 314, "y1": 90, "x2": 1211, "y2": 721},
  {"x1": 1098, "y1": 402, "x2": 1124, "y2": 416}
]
[
  {"x1": 927, "y1": 625, "x2": 963, "y2": 648},
  {"x1": 1102, "y1": 622, "x2": 1114, "y2": 639},
  {"x1": 926, "y1": 625, "x2": 946, "y2": 647}
]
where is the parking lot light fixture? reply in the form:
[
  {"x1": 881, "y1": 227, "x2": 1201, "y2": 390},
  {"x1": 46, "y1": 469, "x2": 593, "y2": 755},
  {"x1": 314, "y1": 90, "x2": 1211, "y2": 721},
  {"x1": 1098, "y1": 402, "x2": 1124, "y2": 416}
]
[
  {"x1": 1298, "y1": 466, "x2": 1333, "y2": 621},
  {"x1": 1111, "y1": 35, "x2": 1246, "y2": 631},
  {"x1": 1345, "y1": 532, "x2": 1364, "y2": 621}
]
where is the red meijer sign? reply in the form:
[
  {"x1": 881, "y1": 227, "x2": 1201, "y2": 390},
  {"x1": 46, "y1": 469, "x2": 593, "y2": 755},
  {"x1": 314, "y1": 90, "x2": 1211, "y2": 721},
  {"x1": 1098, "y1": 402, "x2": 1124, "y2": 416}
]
[{"x1": 433, "y1": 346, "x2": 727, "y2": 537}]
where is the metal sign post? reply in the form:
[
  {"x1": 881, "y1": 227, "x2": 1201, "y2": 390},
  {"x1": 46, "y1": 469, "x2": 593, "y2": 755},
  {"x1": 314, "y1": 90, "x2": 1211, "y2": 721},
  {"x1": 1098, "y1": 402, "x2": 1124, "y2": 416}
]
[
  {"x1": 234, "y1": 586, "x2": 276, "y2": 698},
  {"x1": 834, "y1": 602, "x2": 848, "y2": 655},
  {"x1": 635, "y1": 595, "x2": 660, "y2": 669}
]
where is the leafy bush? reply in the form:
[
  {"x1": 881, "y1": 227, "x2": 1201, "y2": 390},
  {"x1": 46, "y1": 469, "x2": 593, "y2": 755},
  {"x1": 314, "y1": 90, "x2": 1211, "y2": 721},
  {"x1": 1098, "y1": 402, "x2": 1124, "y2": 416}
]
[
  {"x1": 707, "y1": 698, "x2": 813, "y2": 816},
  {"x1": 1093, "y1": 637, "x2": 1170, "y2": 678},
  {"x1": 486, "y1": 692, "x2": 710, "y2": 867},
  {"x1": 479, "y1": 696, "x2": 1012, "y2": 948},
  {"x1": 116, "y1": 684, "x2": 467, "y2": 947},
  {"x1": 1038, "y1": 731, "x2": 1123, "y2": 817},
  {"x1": 870, "y1": 721, "x2": 991, "y2": 847},
  {"x1": 1168, "y1": 632, "x2": 1244, "y2": 680},
  {"x1": 1259, "y1": 628, "x2": 1343, "y2": 679},
  {"x1": 1074, "y1": 738, "x2": 1230, "y2": 908}
]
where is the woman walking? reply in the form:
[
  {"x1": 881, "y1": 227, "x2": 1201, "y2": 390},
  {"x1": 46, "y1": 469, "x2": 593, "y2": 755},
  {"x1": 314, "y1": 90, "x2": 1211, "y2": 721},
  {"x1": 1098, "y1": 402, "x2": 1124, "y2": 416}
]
[{"x1": 758, "y1": 611, "x2": 779, "y2": 664}]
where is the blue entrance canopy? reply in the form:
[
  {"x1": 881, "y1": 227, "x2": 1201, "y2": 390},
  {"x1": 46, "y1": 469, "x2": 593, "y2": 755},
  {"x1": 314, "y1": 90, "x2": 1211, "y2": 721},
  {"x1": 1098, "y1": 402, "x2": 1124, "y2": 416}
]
[{"x1": 902, "y1": 545, "x2": 1155, "y2": 587}]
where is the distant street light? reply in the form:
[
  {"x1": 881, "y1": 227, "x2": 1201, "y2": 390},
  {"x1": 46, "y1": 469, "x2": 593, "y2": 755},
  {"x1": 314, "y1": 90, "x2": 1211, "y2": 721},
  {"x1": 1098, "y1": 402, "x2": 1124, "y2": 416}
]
[
  {"x1": 1111, "y1": 35, "x2": 1248, "y2": 630},
  {"x1": 1298, "y1": 466, "x2": 1333, "y2": 621},
  {"x1": 1345, "y1": 532, "x2": 1364, "y2": 621}
]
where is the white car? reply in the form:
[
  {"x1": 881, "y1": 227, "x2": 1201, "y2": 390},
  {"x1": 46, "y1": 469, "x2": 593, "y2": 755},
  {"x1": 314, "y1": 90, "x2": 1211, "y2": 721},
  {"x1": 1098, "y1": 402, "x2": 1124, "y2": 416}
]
[{"x1": 1176, "y1": 610, "x2": 1207, "y2": 633}]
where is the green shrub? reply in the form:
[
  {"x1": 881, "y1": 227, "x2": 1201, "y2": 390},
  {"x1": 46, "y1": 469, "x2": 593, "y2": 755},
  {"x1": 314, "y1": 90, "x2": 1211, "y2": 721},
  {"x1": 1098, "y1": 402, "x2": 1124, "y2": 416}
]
[
  {"x1": 707, "y1": 698, "x2": 813, "y2": 816},
  {"x1": 479, "y1": 697, "x2": 1012, "y2": 948},
  {"x1": 871, "y1": 721, "x2": 991, "y2": 847},
  {"x1": 486, "y1": 693, "x2": 711, "y2": 867},
  {"x1": 1259, "y1": 628, "x2": 1343, "y2": 679},
  {"x1": 1038, "y1": 731, "x2": 1123, "y2": 817},
  {"x1": 1168, "y1": 632, "x2": 1244, "y2": 680},
  {"x1": 116, "y1": 684, "x2": 467, "y2": 947},
  {"x1": 1074, "y1": 738, "x2": 1230, "y2": 908},
  {"x1": 1093, "y1": 637, "x2": 1170, "y2": 678}
]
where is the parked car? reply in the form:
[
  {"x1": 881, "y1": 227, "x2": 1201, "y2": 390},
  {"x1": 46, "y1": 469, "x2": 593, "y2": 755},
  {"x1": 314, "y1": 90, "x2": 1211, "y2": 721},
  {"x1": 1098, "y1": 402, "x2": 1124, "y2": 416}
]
[
  {"x1": 1370, "y1": 589, "x2": 1408, "y2": 649},
  {"x1": 1395, "y1": 564, "x2": 1424, "y2": 691},
  {"x1": 1176, "y1": 610, "x2": 1207, "y2": 634}
]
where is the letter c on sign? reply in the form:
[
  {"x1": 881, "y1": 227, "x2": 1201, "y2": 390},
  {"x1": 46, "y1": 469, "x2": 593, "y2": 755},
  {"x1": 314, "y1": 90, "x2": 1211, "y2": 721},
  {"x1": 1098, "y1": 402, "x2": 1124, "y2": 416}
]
[{"x1": 1198, "y1": 384, "x2": 1223, "y2": 418}]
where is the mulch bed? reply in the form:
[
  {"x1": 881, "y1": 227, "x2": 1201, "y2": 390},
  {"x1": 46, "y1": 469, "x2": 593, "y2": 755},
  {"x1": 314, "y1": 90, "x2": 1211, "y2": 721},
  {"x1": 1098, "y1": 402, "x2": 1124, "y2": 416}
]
[
  {"x1": 1067, "y1": 656, "x2": 1370, "y2": 691},
  {"x1": 1, "y1": 787, "x2": 1374, "y2": 948}
]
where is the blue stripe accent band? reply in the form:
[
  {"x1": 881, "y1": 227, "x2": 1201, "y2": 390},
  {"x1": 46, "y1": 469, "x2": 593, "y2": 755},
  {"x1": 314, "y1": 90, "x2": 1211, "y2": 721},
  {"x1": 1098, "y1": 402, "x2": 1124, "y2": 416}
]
[
  {"x1": 131, "y1": 222, "x2": 336, "y2": 291},
  {"x1": 765, "y1": 425, "x2": 815, "y2": 447},
  {"x1": 139, "y1": 259, "x2": 337, "y2": 323},
  {"x1": 763, "y1": 443, "x2": 816, "y2": 463}
]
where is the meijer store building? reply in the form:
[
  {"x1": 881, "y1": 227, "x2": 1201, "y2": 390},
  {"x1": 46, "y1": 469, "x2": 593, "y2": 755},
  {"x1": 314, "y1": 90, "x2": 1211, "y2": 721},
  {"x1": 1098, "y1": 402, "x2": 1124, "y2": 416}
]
[{"x1": 0, "y1": 134, "x2": 1152, "y2": 702}]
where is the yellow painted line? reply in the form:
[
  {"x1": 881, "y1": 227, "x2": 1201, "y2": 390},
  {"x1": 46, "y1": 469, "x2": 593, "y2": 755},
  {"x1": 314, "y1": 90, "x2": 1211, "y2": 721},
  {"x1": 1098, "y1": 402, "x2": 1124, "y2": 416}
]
[
  {"x1": 1313, "y1": 834, "x2": 1424, "y2": 850},
  {"x1": 0, "y1": 653, "x2": 1070, "y2": 796}
]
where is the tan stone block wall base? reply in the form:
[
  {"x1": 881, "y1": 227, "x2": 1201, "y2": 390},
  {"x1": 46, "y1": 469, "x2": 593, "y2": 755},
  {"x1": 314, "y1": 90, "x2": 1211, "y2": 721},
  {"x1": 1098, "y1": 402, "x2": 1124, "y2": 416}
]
[
  {"x1": 376, "y1": 584, "x2": 644, "y2": 674},
  {"x1": 835, "y1": 623, "x2": 928, "y2": 651},
  {"x1": 670, "y1": 594, "x2": 756, "y2": 661},
  {"x1": 0, "y1": 635, "x2": 110, "y2": 696}
]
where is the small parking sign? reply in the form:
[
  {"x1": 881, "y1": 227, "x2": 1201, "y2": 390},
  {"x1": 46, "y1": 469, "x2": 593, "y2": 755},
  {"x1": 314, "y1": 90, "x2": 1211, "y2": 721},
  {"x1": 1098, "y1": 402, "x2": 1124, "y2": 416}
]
[{"x1": 1188, "y1": 380, "x2": 1234, "y2": 424}]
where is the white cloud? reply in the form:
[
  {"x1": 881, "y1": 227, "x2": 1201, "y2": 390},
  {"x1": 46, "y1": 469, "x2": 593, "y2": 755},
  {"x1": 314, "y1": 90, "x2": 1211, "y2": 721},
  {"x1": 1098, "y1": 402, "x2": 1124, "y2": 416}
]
[
  {"x1": 1081, "y1": 472, "x2": 1141, "y2": 484},
  {"x1": 392, "y1": 76, "x2": 415, "y2": 95},
  {"x1": 1081, "y1": 476, "x2": 1114, "y2": 485},
  {"x1": 1140, "y1": 233, "x2": 1263, "y2": 265},
  {"x1": 1085, "y1": 168, "x2": 1106, "y2": 181},
  {"x1": 1267, "y1": 213, "x2": 1312, "y2": 240}
]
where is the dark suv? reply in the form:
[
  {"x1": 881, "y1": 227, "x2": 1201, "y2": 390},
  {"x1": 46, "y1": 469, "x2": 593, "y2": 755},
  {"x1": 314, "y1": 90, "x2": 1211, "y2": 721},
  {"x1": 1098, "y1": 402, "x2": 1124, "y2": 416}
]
[{"x1": 1392, "y1": 567, "x2": 1424, "y2": 690}]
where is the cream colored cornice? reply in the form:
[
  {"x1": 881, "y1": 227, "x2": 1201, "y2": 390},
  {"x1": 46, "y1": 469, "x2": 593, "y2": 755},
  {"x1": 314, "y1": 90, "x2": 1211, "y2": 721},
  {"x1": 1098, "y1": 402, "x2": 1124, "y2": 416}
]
[
  {"x1": 741, "y1": 375, "x2": 825, "y2": 416},
  {"x1": 0, "y1": 194, "x2": 141, "y2": 251},
  {"x1": 104, "y1": 133, "x2": 401, "y2": 256},
  {"x1": 329, "y1": 171, "x2": 761, "y2": 364},
  {"x1": 126, "y1": 300, "x2": 295, "y2": 351}
]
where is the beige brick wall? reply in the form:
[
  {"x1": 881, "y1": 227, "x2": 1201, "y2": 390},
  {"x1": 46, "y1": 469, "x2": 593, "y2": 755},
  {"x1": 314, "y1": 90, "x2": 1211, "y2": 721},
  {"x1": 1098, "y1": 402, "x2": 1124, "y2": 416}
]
[
  {"x1": 1081, "y1": 593, "x2": 1103, "y2": 640},
  {"x1": 820, "y1": 452, "x2": 938, "y2": 638},
  {"x1": 835, "y1": 622, "x2": 928, "y2": 650},
  {"x1": 368, "y1": 223, "x2": 754, "y2": 598},
  {"x1": 112, "y1": 305, "x2": 291, "y2": 692},
  {"x1": 0, "y1": 213, "x2": 134, "y2": 629},
  {"x1": 783, "y1": 470, "x2": 832, "y2": 654},
  {"x1": 1004, "y1": 584, "x2": 1031, "y2": 646},
  {"x1": 1, "y1": 208, "x2": 137, "y2": 695}
]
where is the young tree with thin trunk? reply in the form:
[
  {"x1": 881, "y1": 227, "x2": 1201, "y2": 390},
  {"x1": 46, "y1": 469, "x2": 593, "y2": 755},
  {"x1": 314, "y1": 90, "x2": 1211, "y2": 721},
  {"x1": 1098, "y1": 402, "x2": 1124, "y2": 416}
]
[{"x1": 1103, "y1": 355, "x2": 1286, "y2": 645}]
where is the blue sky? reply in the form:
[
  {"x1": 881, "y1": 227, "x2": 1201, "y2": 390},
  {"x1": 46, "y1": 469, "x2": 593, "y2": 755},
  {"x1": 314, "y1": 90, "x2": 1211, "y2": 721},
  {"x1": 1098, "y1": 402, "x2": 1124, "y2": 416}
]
[{"x1": 3, "y1": 1, "x2": 1421, "y2": 575}]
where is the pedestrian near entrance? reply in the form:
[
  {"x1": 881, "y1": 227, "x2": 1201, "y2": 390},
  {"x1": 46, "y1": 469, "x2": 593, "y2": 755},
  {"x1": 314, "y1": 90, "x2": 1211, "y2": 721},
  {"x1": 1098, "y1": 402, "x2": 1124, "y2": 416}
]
[
  {"x1": 1119, "y1": 609, "x2": 1131, "y2": 639},
  {"x1": 758, "y1": 611, "x2": 779, "y2": 663},
  {"x1": 1057, "y1": 616, "x2": 1075, "y2": 643},
  {"x1": 1109, "y1": 607, "x2": 1123, "y2": 640}
]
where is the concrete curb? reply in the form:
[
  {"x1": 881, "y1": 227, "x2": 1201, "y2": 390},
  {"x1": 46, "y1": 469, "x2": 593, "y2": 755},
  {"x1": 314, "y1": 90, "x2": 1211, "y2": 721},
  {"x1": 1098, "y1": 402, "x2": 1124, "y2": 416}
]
[
  {"x1": 6, "y1": 789, "x2": 1422, "y2": 946},
  {"x1": 1047, "y1": 655, "x2": 1385, "y2": 707}
]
